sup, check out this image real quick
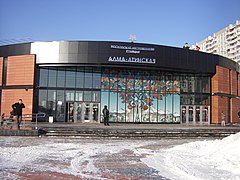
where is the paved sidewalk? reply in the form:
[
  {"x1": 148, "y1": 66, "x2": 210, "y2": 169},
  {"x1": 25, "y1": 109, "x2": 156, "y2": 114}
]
[
  {"x1": 1, "y1": 121, "x2": 240, "y2": 137},
  {"x1": 0, "y1": 137, "x2": 193, "y2": 180},
  {"x1": 36, "y1": 122, "x2": 240, "y2": 130}
]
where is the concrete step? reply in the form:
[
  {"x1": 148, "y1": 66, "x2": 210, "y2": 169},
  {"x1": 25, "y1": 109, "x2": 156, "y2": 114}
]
[
  {"x1": 40, "y1": 128, "x2": 240, "y2": 138},
  {"x1": 0, "y1": 129, "x2": 39, "y2": 136}
]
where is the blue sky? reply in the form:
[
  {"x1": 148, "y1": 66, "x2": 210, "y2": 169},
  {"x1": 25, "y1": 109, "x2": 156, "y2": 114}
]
[{"x1": 0, "y1": 0, "x2": 239, "y2": 47}]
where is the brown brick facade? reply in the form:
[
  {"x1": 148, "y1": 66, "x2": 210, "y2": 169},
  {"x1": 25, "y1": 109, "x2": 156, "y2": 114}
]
[
  {"x1": 230, "y1": 70, "x2": 238, "y2": 95},
  {"x1": 6, "y1": 55, "x2": 35, "y2": 86},
  {"x1": 0, "y1": 57, "x2": 3, "y2": 86},
  {"x1": 211, "y1": 66, "x2": 240, "y2": 124},
  {"x1": 1, "y1": 89, "x2": 33, "y2": 116},
  {"x1": 0, "y1": 55, "x2": 35, "y2": 117},
  {"x1": 238, "y1": 73, "x2": 240, "y2": 96}
]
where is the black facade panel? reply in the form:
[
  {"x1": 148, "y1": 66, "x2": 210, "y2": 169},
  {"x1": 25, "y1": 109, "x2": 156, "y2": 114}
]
[
  {"x1": 0, "y1": 43, "x2": 31, "y2": 57},
  {"x1": 218, "y1": 56, "x2": 238, "y2": 71},
  {"x1": 0, "y1": 41, "x2": 239, "y2": 74}
]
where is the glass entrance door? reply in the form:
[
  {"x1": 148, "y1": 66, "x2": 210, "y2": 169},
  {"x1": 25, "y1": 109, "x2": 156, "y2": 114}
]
[
  {"x1": 92, "y1": 103, "x2": 99, "y2": 122},
  {"x1": 181, "y1": 105, "x2": 210, "y2": 125},
  {"x1": 66, "y1": 102, "x2": 100, "y2": 123},
  {"x1": 181, "y1": 106, "x2": 186, "y2": 123},
  {"x1": 66, "y1": 102, "x2": 74, "y2": 122},
  {"x1": 84, "y1": 103, "x2": 90, "y2": 121},
  {"x1": 73, "y1": 102, "x2": 83, "y2": 123},
  {"x1": 83, "y1": 103, "x2": 100, "y2": 122}
]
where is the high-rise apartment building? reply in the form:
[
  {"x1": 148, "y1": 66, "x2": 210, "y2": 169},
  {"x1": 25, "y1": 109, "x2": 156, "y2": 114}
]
[{"x1": 195, "y1": 20, "x2": 240, "y2": 63}]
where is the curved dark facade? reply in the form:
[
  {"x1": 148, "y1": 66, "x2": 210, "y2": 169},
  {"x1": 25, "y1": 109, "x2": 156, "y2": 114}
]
[{"x1": 0, "y1": 41, "x2": 239, "y2": 125}]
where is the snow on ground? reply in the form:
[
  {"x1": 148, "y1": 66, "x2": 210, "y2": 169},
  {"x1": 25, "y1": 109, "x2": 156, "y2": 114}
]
[
  {"x1": 0, "y1": 138, "x2": 152, "y2": 179},
  {"x1": 141, "y1": 133, "x2": 240, "y2": 180},
  {"x1": 0, "y1": 133, "x2": 240, "y2": 180}
]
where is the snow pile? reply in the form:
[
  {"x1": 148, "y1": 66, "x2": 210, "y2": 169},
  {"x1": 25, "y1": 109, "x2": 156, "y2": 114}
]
[{"x1": 141, "y1": 133, "x2": 240, "y2": 180}]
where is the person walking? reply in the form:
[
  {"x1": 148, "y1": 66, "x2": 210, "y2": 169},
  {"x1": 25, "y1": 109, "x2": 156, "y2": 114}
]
[
  {"x1": 12, "y1": 99, "x2": 25, "y2": 129},
  {"x1": 221, "y1": 111, "x2": 226, "y2": 127},
  {"x1": 102, "y1": 105, "x2": 109, "y2": 126}
]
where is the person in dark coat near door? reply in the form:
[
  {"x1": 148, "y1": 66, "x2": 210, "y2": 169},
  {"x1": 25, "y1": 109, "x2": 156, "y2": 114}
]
[
  {"x1": 102, "y1": 105, "x2": 109, "y2": 126},
  {"x1": 12, "y1": 99, "x2": 25, "y2": 129}
]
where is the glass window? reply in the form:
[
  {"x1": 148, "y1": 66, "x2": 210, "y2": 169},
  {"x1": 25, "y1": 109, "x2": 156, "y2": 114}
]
[
  {"x1": 135, "y1": 79, "x2": 143, "y2": 92},
  {"x1": 118, "y1": 92, "x2": 126, "y2": 122},
  {"x1": 101, "y1": 91, "x2": 109, "y2": 122},
  {"x1": 57, "y1": 69, "x2": 65, "y2": 87},
  {"x1": 202, "y1": 77, "x2": 210, "y2": 93},
  {"x1": 158, "y1": 94, "x2": 166, "y2": 122},
  {"x1": 76, "y1": 71, "x2": 84, "y2": 88},
  {"x1": 99, "y1": 68, "x2": 213, "y2": 124},
  {"x1": 109, "y1": 77, "x2": 118, "y2": 91},
  {"x1": 119, "y1": 77, "x2": 126, "y2": 91},
  {"x1": 181, "y1": 94, "x2": 195, "y2": 105},
  {"x1": 48, "y1": 69, "x2": 57, "y2": 87},
  {"x1": 166, "y1": 94, "x2": 173, "y2": 123},
  {"x1": 150, "y1": 94, "x2": 157, "y2": 122},
  {"x1": 84, "y1": 91, "x2": 91, "y2": 101},
  {"x1": 202, "y1": 106, "x2": 209, "y2": 123},
  {"x1": 75, "y1": 91, "x2": 83, "y2": 101},
  {"x1": 56, "y1": 90, "x2": 65, "y2": 122},
  {"x1": 180, "y1": 75, "x2": 195, "y2": 93},
  {"x1": 66, "y1": 91, "x2": 75, "y2": 101},
  {"x1": 126, "y1": 76, "x2": 135, "y2": 92},
  {"x1": 194, "y1": 76, "x2": 202, "y2": 93},
  {"x1": 125, "y1": 92, "x2": 135, "y2": 122},
  {"x1": 143, "y1": 80, "x2": 150, "y2": 91},
  {"x1": 109, "y1": 92, "x2": 117, "y2": 122},
  {"x1": 187, "y1": 77, "x2": 195, "y2": 93},
  {"x1": 39, "y1": 90, "x2": 47, "y2": 113},
  {"x1": 92, "y1": 72, "x2": 101, "y2": 89},
  {"x1": 180, "y1": 76, "x2": 188, "y2": 92},
  {"x1": 85, "y1": 72, "x2": 92, "y2": 88},
  {"x1": 181, "y1": 94, "x2": 187, "y2": 105},
  {"x1": 201, "y1": 95, "x2": 210, "y2": 105},
  {"x1": 173, "y1": 94, "x2": 180, "y2": 123},
  {"x1": 66, "y1": 70, "x2": 76, "y2": 88},
  {"x1": 141, "y1": 92, "x2": 150, "y2": 123},
  {"x1": 195, "y1": 95, "x2": 202, "y2": 105},
  {"x1": 92, "y1": 91, "x2": 100, "y2": 102},
  {"x1": 39, "y1": 69, "x2": 48, "y2": 87},
  {"x1": 47, "y1": 90, "x2": 56, "y2": 117}
]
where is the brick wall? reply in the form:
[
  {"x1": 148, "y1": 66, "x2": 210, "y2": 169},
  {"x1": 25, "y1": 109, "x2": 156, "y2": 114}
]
[
  {"x1": 230, "y1": 70, "x2": 238, "y2": 95},
  {"x1": 238, "y1": 73, "x2": 240, "y2": 96},
  {"x1": 218, "y1": 66, "x2": 230, "y2": 93},
  {"x1": 0, "y1": 57, "x2": 3, "y2": 86},
  {"x1": 212, "y1": 96, "x2": 229, "y2": 124},
  {"x1": 231, "y1": 98, "x2": 240, "y2": 123},
  {"x1": 1, "y1": 55, "x2": 35, "y2": 117},
  {"x1": 6, "y1": 55, "x2": 35, "y2": 86},
  {"x1": 212, "y1": 66, "x2": 240, "y2": 124},
  {"x1": 1, "y1": 89, "x2": 33, "y2": 117}
]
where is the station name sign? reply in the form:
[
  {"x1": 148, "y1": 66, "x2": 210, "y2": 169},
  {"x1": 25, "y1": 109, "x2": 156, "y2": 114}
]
[
  {"x1": 108, "y1": 56, "x2": 156, "y2": 64},
  {"x1": 110, "y1": 45, "x2": 155, "y2": 51},
  {"x1": 109, "y1": 44, "x2": 156, "y2": 64}
]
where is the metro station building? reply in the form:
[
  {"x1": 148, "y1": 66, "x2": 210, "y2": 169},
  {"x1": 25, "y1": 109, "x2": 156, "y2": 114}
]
[{"x1": 0, "y1": 41, "x2": 239, "y2": 125}]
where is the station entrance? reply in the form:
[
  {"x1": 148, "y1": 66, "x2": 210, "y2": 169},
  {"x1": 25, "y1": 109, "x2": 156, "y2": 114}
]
[
  {"x1": 181, "y1": 105, "x2": 210, "y2": 125},
  {"x1": 65, "y1": 102, "x2": 100, "y2": 123}
]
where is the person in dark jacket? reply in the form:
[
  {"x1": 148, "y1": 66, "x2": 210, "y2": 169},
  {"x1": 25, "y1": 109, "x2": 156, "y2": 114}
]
[
  {"x1": 12, "y1": 99, "x2": 25, "y2": 129},
  {"x1": 102, "y1": 105, "x2": 109, "y2": 126}
]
